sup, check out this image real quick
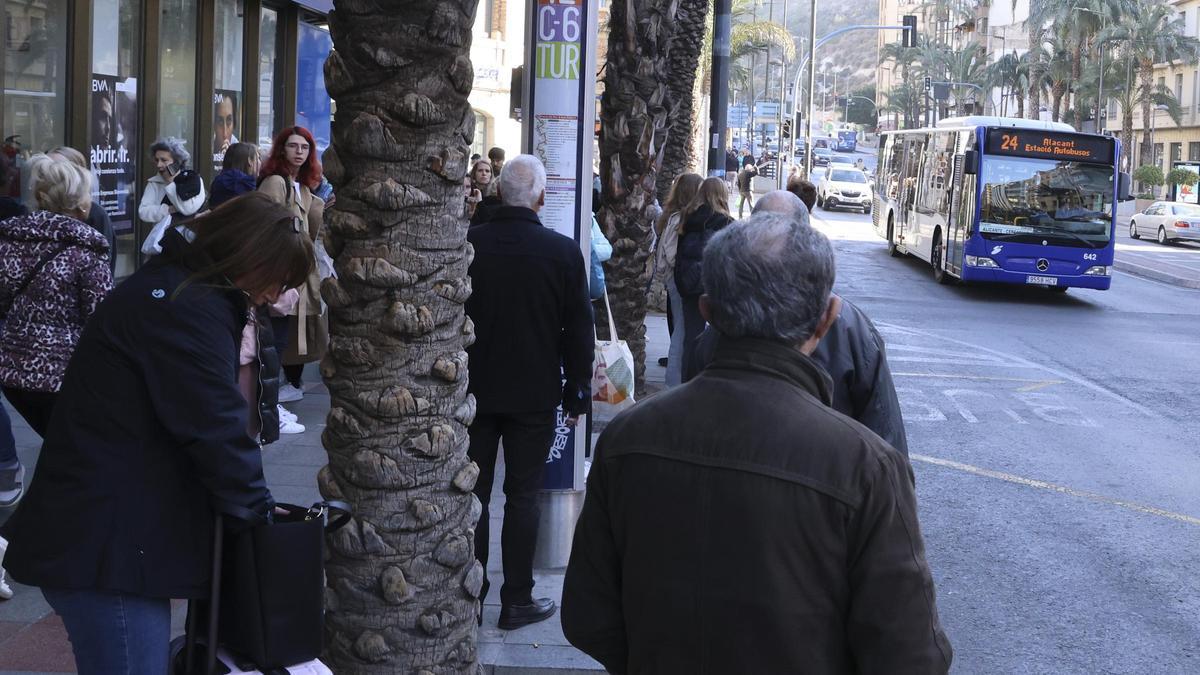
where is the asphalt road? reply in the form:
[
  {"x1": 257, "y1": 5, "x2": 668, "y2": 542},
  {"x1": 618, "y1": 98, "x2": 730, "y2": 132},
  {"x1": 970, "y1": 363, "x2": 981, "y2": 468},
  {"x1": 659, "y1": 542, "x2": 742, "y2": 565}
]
[{"x1": 810, "y1": 205, "x2": 1200, "y2": 674}]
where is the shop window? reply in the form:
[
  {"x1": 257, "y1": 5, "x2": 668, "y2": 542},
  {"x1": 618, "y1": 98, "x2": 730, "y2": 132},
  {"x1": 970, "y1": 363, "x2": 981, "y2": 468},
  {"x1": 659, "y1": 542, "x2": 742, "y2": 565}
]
[
  {"x1": 1171, "y1": 142, "x2": 1182, "y2": 164},
  {"x1": 158, "y1": 0, "x2": 198, "y2": 152},
  {"x1": 257, "y1": 7, "x2": 279, "y2": 150},
  {"x1": 296, "y1": 21, "x2": 332, "y2": 156},
  {"x1": 2, "y1": 0, "x2": 69, "y2": 204},
  {"x1": 213, "y1": 0, "x2": 245, "y2": 167},
  {"x1": 473, "y1": 111, "x2": 489, "y2": 158},
  {"x1": 91, "y1": 0, "x2": 141, "y2": 279},
  {"x1": 1176, "y1": 73, "x2": 1184, "y2": 104},
  {"x1": 1189, "y1": 142, "x2": 1200, "y2": 162}
]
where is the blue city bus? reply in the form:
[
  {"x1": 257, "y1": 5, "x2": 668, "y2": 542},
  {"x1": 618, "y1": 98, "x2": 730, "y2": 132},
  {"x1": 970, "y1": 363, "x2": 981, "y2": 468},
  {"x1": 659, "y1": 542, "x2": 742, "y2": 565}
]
[
  {"x1": 836, "y1": 130, "x2": 858, "y2": 152},
  {"x1": 872, "y1": 117, "x2": 1131, "y2": 291}
]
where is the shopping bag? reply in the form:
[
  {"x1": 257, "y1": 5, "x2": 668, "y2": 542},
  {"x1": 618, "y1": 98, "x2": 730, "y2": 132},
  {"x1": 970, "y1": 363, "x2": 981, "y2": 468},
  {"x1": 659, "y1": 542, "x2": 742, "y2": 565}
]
[
  {"x1": 217, "y1": 501, "x2": 351, "y2": 670},
  {"x1": 592, "y1": 291, "x2": 636, "y2": 414}
]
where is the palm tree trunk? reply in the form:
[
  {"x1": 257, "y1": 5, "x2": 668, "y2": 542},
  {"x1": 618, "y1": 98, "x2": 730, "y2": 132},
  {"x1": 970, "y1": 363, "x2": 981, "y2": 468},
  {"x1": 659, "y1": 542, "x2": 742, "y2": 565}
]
[
  {"x1": 1051, "y1": 84, "x2": 1066, "y2": 123},
  {"x1": 320, "y1": 5, "x2": 480, "y2": 672},
  {"x1": 1139, "y1": 61, "x2": 1154, "y2": 168},
  {"x1": 1016, "y1": 88, "x2": 1025, "y2": 118},
  {"x1": 1122, "y1": 106, "x2": 1135, "y2": 172},
  {"x1": 1028, "y1": 81, "x2": 1042, "y2": 120},
  {"x1": 657, "y1": 0, "x2": 711, "y2": 205},
  {"x1": 599, "y1": 0, "x2": 677, "y2": 394}
]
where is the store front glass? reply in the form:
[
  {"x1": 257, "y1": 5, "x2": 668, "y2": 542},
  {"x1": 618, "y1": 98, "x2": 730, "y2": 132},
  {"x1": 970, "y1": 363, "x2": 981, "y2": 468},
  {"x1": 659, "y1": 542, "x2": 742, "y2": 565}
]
[
  {"x1": 213, "y1": 0, "x2": 244, "y2": 167},
  {"x1": 91, "y1": 0, "x2": 141, "y2": 279},
  {"x1": 2, "y1": 0, "x2": 69, "y2": 205},
  {"x1": 257, "y1": 6, "x2": 279, "y2": 149},
  {"x1": 296, "y1": 21, "x2": 332, "y2": 156},
  {"x1": 159, "y1": 0, "x2": 198, "y2": 153}
]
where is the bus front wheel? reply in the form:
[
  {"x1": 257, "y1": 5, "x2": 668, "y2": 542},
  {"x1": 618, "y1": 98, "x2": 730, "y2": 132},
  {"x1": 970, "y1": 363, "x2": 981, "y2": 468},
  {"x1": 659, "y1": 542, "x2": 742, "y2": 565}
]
[
  {"x1": 887, "y1": 217, "x2": 901, "y2": 257},
  {"x1": 932, "y1": 233, "x2": 952, "y2": 285}
]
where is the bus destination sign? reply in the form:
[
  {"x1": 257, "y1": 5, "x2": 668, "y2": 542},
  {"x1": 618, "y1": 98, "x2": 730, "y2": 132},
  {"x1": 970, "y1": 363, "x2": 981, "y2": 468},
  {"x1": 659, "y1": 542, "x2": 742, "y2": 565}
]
[{"x1": 986, "y1": 129, "x2": 1114, "y2": 164}]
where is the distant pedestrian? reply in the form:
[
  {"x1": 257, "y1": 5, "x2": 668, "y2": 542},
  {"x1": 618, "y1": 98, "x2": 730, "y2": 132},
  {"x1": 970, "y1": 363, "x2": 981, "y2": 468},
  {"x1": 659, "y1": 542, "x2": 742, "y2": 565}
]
[
  {"x1": 467, "y1": 158, "x2": 501, "y2": 225},
  {"x1": 0, "y1": 154, "x2": 112, "y2": 438},
  {"x1": 45, "y1": 147, "x2": 116, "y2": 273},
  {"x1": 258, "y1": 126, "x2": 327, "y2": 403},
  {"x1": 737, "y1": 162, "x2": 757, "y2": 218},
  {"x1": 209, "y1": 142, "x2": 261, "y2": 209},
  {"x1": 465, "y1": 155, "x2": 593, "y2": 630},
  {"x1": 675, "y1": 177, "x2": 733, "y2": 381},
  {"x1": 589, "y1": 215, "x2": 612, "y2": 300},
  {"x1": 562, "y1": 212, "x2": 952, "y2": 674},
  {"x1": 725, "y1": 149, "x2": 739, "y2": 187},
  {"x1": 0, "y1": 193, "x2": 312, "y2": 674},
  {"x1": 740, "y1": 147, "x2": 754, "y2": 169},
  {"x1": 138, "y1": 137, "x2": 206, "y2": 228},
  {"x1": 652, "y1": 172, "x2": 703, "y2": 386},
  {"x1": 786, "y1": 175, "x2": 818, "y2": 213},
  {"x1": 488, "y1": 146, "x2": 506, "y2": 179}
]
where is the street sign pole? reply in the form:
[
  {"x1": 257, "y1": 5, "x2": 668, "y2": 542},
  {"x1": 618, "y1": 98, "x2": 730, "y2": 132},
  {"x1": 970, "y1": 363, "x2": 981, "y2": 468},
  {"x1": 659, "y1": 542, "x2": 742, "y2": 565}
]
[{"x1": 708, "y1": 0, "x2": 733, "y2": 176}]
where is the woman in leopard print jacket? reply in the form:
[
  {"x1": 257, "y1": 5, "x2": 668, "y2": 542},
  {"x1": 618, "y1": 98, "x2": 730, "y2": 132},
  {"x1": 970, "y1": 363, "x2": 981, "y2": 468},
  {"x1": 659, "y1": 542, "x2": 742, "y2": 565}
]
[{"x1": 0, "y1": 154, "x2": 112, "y2": 437}]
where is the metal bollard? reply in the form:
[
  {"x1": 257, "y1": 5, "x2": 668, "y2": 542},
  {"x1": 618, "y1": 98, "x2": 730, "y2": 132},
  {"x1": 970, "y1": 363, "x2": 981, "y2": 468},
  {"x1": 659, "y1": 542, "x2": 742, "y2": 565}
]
[{"x1": 534, "y1": 489, "x2": 586, "y2": 569}]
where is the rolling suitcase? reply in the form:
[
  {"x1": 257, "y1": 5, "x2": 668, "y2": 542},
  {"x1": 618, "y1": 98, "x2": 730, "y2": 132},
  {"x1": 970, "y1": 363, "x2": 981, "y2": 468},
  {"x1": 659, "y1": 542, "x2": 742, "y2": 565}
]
[{"x1": 172, "y1": 501, "x2": 351, "y2": 674}]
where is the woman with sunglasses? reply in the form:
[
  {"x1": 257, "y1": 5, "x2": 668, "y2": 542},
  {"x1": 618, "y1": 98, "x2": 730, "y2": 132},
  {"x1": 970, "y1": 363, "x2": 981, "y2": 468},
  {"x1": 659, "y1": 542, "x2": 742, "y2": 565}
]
[
  {"x1": 258, "y1": 127, "x2": 326, "y2": 404},
  {"x1": 0, "y1": 192, "x2": 313, "y2": 672}
]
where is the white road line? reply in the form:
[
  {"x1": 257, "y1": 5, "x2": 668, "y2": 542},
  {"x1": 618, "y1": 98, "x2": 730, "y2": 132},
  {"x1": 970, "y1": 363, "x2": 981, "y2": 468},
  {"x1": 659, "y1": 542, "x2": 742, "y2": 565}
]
[
  {"x1": 877, "y1": 322, "x2": 1161, "y2": 419},
  {"x1": 912, "y1": 453, "x2": 1200, "y2": 527}
]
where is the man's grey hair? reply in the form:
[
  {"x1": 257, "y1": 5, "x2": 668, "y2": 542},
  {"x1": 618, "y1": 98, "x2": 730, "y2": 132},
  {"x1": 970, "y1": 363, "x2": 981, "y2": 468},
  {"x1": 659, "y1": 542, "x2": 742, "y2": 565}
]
[
  {"x1": 701, "y1": 212, "x2": 836, "y2": 344},
  {"x1": 752, "y1": 190, "x2": 807, "y2": 220},
  {"x1": 149, "y1": 137, "x2": 191, "y2": 169},
  {"x1": 498, "y1": 154, "x2": 546, "y2": 209}
]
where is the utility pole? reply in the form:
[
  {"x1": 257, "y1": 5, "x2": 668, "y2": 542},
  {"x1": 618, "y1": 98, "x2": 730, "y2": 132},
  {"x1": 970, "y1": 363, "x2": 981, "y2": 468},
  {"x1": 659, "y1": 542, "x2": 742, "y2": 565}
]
[
  {"x1": 775, "y1": 0, "x2": 791, "y2": 188},
  {"x1": 707, "y1": 0, "x2": 732, "y2": 176},
  {"x1": 803, "y1": 0, "x2": 817, "y2": 176}
]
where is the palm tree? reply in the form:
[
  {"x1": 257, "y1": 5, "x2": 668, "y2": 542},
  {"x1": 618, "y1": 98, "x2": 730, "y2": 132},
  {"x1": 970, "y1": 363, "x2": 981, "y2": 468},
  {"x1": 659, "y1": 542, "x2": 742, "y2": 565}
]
[
  {"x1": 987, "y1": 52, "x2": 1026, "y2": 118},
  {"x1": 1042, "y1": 28, "x2": 1074, "y2": 123},
  {"x1": 320, "y1": 4, "x2": 482, "y2": 673},
  {"x1": 658, "y1": 0, "x2": 712, "y2": 205},
  {"x1": 940, "y1": 42, "x2": 989, "y2": 115},
  {"x1": 1099, "y1": 0, "x2": 1200, "y2": 172},
  {"x1": 1019, "y1": 40, "x2": 1052, "y2": 121},
  {"x1": 597, "y1": 0, "x2": 678, "y2": 392}
]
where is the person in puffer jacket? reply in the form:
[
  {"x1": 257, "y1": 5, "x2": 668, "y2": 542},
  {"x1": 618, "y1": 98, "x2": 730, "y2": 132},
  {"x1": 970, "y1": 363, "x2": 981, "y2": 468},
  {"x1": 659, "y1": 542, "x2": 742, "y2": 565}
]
[
  {"x1": 0, "y1": 154, "x2": 112, "y2": 437},
  {"x1": 209, "y1": 142, "x2": 260, "y2": 209}
]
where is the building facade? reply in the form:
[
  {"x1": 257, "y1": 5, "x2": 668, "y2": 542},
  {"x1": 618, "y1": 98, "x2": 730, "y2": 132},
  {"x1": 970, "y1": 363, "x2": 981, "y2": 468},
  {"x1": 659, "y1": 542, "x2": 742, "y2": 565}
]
[
  {"x1": 2, "y1": 0, "x2": 333, "y2": 278},
  {"x1": 1121, "y1": 0, "x2": 1200, "y2": 175},
  {"x1": 469, "y1": 0, "x2": 525, "y2": 159}
]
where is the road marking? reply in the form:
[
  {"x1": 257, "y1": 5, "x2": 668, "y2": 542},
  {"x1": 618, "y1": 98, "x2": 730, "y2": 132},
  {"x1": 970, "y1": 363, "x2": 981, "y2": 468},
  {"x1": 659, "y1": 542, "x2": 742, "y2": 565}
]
[
  {"x1": 893, "y1": 372, "x2": 1062, "y2": 387},
  {"x1": 877, "y1": 322, "x2": 1161, "y2": 419},
  {"x1": 912, "y1": 453, "x2": 1200, "y2": 527},
  {"x1": 1015, "y1": 380, "x2": 1060, "y2": 392}
]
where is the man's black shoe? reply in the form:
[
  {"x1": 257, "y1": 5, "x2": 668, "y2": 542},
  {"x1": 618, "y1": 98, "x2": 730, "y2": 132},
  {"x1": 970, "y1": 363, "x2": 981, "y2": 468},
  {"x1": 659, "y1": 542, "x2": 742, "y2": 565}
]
[
  {"x1": 498, "y1": 598, "x2": 556, "y2": 630},
  {"x1": 657, "y1": 357, "x2": 668, "y2": 367}
]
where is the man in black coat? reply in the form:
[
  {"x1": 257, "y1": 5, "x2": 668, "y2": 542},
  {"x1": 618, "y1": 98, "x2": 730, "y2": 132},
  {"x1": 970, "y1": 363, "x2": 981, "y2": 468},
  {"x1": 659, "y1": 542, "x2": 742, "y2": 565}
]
[
  {"x1": 465, "y1": 154, "x2": 594, "y2": 630},
  {"x1": 562, "y1": 213, "x2": 951, "y2": 673}
]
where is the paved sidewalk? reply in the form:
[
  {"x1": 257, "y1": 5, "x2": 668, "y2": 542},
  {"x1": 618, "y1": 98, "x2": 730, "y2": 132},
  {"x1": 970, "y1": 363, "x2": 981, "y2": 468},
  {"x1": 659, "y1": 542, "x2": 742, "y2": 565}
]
[{"x1": 0, "y1": 316, "x2": 671, "y2": 674}]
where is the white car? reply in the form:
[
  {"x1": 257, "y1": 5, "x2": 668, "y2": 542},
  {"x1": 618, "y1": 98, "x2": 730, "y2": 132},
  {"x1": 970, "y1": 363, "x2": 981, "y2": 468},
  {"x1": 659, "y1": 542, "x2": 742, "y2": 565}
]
[
  {"x1": 817, "y1": 168, "x2": 872, "y2": 213},
  {"x1": 1129, "y1": 201, "x2": 1200, "y2": 245}
]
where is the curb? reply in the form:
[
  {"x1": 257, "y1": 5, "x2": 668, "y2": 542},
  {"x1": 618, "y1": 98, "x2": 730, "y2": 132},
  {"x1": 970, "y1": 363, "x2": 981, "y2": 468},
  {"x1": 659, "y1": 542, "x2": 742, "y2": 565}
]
[{"x1": 1113, "y1": 258, "x2": 1200, "y2": 289}]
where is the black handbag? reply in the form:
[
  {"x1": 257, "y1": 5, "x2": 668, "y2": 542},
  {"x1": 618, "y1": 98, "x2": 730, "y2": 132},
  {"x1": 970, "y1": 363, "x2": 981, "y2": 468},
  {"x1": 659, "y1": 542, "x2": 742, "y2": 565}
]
[
  {"x1": 219, "y1": 501, "x2": 351, "y2": 669},
  {"x1": 172, "y1": 501, "x2": 352, "y2": 674}
]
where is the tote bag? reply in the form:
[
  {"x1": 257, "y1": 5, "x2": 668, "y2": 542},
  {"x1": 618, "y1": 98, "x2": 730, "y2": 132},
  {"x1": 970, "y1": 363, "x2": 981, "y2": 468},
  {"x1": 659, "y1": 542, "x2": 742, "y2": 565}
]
[{"x1": 592, "y1": 291, "x2": 636, "y2": 415}]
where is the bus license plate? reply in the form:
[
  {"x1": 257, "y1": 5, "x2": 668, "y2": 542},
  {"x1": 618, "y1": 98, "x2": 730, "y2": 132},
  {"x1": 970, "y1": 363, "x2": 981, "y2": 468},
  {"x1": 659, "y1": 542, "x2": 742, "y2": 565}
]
[{"x1": 1026, "y1": 275, "x2": 1058, "y2": 286}]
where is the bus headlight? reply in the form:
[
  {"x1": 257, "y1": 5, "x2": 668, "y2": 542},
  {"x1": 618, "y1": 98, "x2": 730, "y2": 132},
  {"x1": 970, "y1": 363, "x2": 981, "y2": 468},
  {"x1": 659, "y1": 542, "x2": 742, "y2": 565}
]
[
  {"x1": 966, "y1": 255, "x2": 999, "y2": 268},
  {"x1": 1084, "y1": 265, "x2": 1110, "y2": 276}
]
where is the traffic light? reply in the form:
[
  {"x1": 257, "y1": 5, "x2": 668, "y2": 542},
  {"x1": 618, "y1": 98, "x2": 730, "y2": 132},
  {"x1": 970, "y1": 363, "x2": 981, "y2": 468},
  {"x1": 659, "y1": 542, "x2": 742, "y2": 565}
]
[
  {"x1": 782, "y1": 119, "x2": 793, "y2": 138},
  {"x1": 902, "y1": 15, "x2": 918, "y2": 48}
]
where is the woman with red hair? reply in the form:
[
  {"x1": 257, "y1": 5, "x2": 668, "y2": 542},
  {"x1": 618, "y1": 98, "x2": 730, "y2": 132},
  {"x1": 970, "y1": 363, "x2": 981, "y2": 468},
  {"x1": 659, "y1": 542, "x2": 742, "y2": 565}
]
[{"x1": 258, "y1": 126, "x2": 326, "y2": 404}]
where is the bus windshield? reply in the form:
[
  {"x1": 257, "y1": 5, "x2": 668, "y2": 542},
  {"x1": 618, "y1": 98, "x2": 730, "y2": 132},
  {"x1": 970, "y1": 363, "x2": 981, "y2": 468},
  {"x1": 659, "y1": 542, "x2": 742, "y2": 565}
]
[{"x1": 978, "y1": 156, "x2": 1114, "y2": 248}]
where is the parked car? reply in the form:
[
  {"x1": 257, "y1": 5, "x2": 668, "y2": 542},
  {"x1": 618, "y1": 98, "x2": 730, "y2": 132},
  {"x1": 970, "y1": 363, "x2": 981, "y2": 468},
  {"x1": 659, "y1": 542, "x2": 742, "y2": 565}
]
[
  {"x1": 812, "y1": 147, "x2": 833, "y2": 166},
  {"x1": 1129, "y1": 201, "x2": 1200, "y2": 245},
  {"x1": 817, "y1": 167, "x2": 872, "y2": 213}
]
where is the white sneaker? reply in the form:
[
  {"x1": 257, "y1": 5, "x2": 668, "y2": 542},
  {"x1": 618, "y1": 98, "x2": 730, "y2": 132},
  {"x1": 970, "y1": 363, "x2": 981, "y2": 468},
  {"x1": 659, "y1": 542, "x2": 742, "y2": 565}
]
[
  {"x1": 0, "y1": 569, "x2": 12, "y2": 600},
  {"x1": 279, "y1": 418, "x2": 306, "y2": 434},
  {"x1": 278, "y1": 384, "x2": 304, "y2": 403},
  {"x1": 277, "y1": 405, "x2": 298, "y2": 423}
]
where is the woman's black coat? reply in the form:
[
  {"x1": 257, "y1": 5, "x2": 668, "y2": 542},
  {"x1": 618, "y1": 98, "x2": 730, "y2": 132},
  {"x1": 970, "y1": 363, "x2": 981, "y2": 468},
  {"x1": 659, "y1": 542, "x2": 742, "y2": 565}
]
[{"x1": 0, "y1": 232, "x2": 275, "y2": 599}]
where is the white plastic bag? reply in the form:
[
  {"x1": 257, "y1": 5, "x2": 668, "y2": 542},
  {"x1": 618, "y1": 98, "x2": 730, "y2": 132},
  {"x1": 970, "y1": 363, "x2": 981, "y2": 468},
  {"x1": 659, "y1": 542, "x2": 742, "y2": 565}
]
[{"x1": 592, "y1": 291, "x2": 636, "y2": 415}]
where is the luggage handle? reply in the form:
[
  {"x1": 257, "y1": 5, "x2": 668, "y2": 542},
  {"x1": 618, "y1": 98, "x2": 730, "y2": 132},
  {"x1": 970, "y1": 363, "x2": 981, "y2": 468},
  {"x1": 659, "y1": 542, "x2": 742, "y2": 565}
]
[{"x1": 271, "y1": 500, "x2": 353, "y2": 532}]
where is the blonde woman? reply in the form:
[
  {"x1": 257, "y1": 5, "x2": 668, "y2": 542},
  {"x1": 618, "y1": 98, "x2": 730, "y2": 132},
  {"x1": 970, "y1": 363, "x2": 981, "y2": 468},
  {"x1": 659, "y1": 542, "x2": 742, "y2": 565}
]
[
  {"x1": 674, "y1": 177, "x2": 733, "y2": 381},
  {"x1": 0, "y1": 154, "x2": 113, "y2": 436},
  {"x1": 652, "y1": 173, "x2": 703, "y2": 387}
]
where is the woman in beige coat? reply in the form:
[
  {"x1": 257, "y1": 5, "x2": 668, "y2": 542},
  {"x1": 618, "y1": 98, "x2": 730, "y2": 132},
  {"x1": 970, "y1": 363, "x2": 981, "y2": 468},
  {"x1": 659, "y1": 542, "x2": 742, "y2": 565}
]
[{"x1": 258, "y1": 126, "x2": 326, "y2": 402}]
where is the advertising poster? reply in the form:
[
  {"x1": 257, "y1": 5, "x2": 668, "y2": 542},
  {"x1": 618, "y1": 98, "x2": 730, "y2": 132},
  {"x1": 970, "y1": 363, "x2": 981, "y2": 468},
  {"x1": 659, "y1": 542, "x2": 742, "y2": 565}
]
[
  {"x1": 1174, "y1": 162, "x2": 1200, "y2": 204},
  {"x1": 89, "y1": 74, "x2": 137, "y2": 235},
  {"x1": 213, "y1": 89, "x2": 240, "y2": 165},
  {"x1": 526, "y1": 0, "x2": 597, "y2": 491}
]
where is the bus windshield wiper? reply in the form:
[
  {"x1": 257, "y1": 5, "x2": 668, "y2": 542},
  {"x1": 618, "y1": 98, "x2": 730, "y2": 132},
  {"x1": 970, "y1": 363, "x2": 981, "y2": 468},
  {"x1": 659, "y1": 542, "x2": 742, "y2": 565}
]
[
  {"x1": 987, "y1": 230, "x2": 1101, "y2": 248},
  {"x1": 1046, "y1": 230, "x2": 1102, "y2": 249}
]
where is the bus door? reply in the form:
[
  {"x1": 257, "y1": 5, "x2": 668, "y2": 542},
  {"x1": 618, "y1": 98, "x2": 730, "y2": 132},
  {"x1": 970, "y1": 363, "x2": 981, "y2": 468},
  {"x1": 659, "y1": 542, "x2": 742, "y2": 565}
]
[{"x1": 896, "y1": 136, "x2": 923, "y2": 244}]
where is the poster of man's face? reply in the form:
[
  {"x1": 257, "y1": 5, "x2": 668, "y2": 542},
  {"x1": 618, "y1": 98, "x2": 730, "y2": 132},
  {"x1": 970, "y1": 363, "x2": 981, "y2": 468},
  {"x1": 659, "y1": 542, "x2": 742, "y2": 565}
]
[
  {"x1": 213, "y1": 89, "x2": 239, "y2": 161},
  {"x1": 92, "y1": 86, "x2": 117, "y2": 149}
]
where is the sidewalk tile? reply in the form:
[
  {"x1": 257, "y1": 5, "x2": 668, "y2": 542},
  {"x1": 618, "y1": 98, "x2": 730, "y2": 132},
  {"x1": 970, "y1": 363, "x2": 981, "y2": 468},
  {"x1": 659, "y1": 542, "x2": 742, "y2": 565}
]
[{"x1": 0, "y1": 614, "x2": 75, "y2": 672}]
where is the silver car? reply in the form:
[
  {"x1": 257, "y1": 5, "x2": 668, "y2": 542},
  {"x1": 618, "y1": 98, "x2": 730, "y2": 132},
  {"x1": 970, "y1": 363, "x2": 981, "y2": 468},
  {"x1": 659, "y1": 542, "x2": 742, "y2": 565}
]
[{"x1": 1129, "y1": 201, "x2": 1200, "y2": 245}]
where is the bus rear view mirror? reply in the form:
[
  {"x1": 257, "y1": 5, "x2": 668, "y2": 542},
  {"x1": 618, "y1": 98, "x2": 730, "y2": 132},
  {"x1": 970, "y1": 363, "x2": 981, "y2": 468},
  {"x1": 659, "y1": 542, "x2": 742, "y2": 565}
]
[
  {"x1": 1118, "y1": 172, "x2": 1133, "y2": 201},
  {"x1": 963, "y1": 150, "x2": 979, "y2": 175}
]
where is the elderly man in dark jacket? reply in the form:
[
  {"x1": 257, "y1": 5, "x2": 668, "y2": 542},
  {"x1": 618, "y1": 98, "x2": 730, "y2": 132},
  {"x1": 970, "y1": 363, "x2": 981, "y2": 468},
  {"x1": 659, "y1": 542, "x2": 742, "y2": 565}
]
[
  {"x1": 562, "y1": 213, "x2": 951, "y2": 673},
  {"x1": 696, "y1": 189, "x2": 910, "y2": 454},
  {"x1": 466, "y1": 154, "x2": 594, "y2": 630}
]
